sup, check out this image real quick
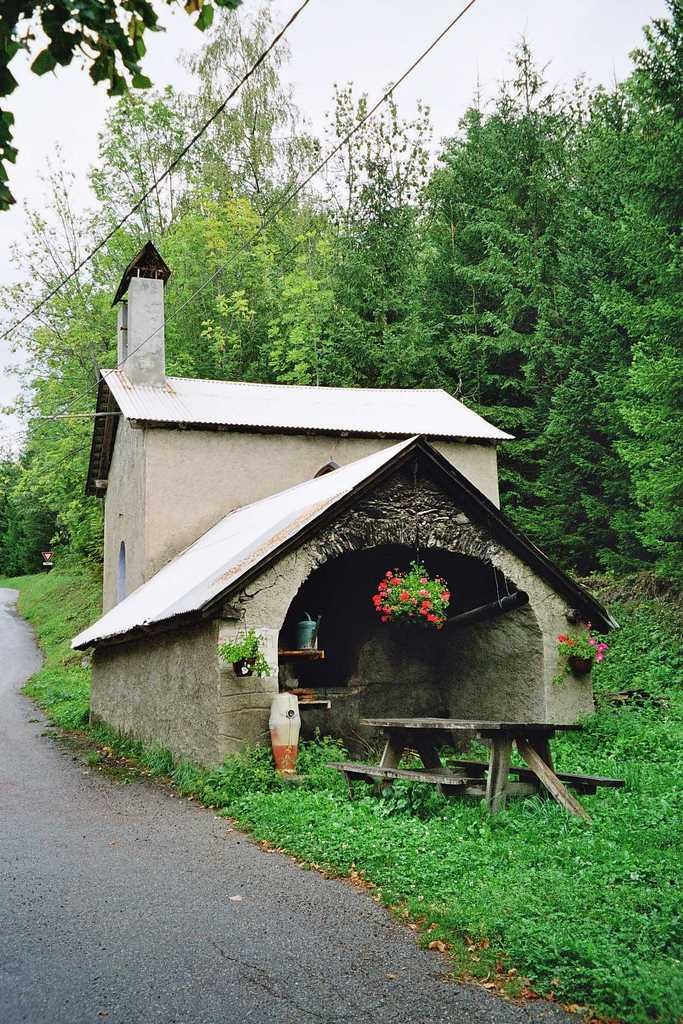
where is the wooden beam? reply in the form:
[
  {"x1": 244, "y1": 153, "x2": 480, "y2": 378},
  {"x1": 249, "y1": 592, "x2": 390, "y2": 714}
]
[
  {"x1": 441, "y1": 592, "x2": 528, "y2": 632},
  {"x1": 485, "y1": 735, "x2": 513, "y2": 812},
  {"x1": 516, "y1": 738, "x2": 592, "y2": 822}
]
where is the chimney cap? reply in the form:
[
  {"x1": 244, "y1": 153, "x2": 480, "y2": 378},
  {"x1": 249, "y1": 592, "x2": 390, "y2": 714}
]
[{"x1": 112, "y1": 240, "x2": 171, "y2": 306}]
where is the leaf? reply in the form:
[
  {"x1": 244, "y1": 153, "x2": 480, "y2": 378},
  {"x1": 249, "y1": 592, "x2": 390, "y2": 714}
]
[
  {"x1": 428, "y1": 940, "x2": 447, "y2": 952},
  {"x1": 184, "y1": 0, "x2": 201, "y2": 12},
  {"x1": 131, "y1": 73, "x2": 152, "y2": 89},
  {"x1": 31, "y1": 49, "x2": 58, "y2": 76},
  {"x1": 196, "y1": 4, "x2": 215, "y2": 31},
  {"x1": 0, "y1": 66, "x2": 18, "y2": 96}
]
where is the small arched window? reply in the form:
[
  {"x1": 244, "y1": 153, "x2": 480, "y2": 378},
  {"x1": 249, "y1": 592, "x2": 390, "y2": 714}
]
[
  {"x1": 117, "y1": 541, "x2": 127, "y2": 603},
  {"x1": 314, "y1": 460, "x2": 339, "y2": 478}
]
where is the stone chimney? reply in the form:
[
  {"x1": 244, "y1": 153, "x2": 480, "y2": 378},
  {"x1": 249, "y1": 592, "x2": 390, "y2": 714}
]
[{"x1": 112, "y1": 241, "x2": 171, "y2": 387}]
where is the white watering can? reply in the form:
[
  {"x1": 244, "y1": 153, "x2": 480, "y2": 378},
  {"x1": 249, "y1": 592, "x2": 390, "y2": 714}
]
[{"x1": 269, "y1": 693, "x2": 300, "y2": 776}]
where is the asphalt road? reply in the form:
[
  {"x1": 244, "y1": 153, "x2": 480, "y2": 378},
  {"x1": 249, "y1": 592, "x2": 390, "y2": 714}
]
[{"x1": 0, "y1": 587, "x2": 573, "y2": 1024}]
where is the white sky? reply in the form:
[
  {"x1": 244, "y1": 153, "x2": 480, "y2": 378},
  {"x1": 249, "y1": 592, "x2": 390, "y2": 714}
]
[{"x1": 0, "y1": 0, "x2": 667, "y2": 444}]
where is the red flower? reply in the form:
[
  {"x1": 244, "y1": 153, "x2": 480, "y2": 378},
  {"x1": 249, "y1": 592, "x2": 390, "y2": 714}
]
[
  {"x1": 399, "y1": 590, "x2": 410, "y2": 602},
  {"x1": 441, "y1": 591, "x2": 450, "y2": 601}
]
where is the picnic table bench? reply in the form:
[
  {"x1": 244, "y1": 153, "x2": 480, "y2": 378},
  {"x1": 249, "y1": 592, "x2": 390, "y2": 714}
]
[{"x1": 329, "y1": 718, "x2": 624, "y2": 822}]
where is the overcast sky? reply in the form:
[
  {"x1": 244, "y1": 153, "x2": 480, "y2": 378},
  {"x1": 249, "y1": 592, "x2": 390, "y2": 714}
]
[{"x1": 0, "y1": 0, "x2": 667, "y2": 443}]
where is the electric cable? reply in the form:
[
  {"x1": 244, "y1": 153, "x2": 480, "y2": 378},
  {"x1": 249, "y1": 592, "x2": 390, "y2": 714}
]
[{"x1": 0, "y1": 0, "x2": 313, "y2": 342}]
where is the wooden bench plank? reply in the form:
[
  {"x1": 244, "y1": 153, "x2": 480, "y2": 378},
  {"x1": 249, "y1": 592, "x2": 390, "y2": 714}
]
[
  {"x1": 447, "y1": 759, "x2": 624, "y2": 790},
  {"x1": 328, "y1": 761, "x2": 471, "y2": 787},
  {"x1": 328, "y1": 763, "x2": 538, "y2": 800},
  {"x1": 361, "y1": 718, "x2": 581, "y2": 733}
]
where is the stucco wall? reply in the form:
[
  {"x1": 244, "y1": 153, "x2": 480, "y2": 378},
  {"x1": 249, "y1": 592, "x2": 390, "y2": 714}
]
[
  {"x1": 102, "y1": 420, "x2": 146, "y2": 612},
  {"x1": 216, "y1": 623, "x2": 278, "y2": 756},
  {"x1": 90, "y1": 621, "x2": 223, "y2": 764},
  {"x1": 142, "y1": 430, "x2": 500, "y2": 577},
  {"x1": 90, "y1": 620, "x2": 283, "y2": 765},
  {"x1": 443, "y1": 605, "x2": 545, "y2": 720}
]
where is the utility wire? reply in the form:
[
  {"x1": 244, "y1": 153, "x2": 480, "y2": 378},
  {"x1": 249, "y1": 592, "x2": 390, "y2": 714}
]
[
  {"x1": 50, "y1": 0, "x2": 481, "y2": 422},
  {"x1": 0, "y1": 0, "x2": 313, "y2": 343}
]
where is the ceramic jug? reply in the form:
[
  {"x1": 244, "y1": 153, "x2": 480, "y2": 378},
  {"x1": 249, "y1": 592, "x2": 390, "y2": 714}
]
[{"x1": 269, "y1": 693, "x2": 301, "y2": 775}]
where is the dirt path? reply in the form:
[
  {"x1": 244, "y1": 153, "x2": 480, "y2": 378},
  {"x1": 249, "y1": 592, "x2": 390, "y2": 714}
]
[{"x1": 0, "y1": 587, "x2": 572, "y2": 1024}]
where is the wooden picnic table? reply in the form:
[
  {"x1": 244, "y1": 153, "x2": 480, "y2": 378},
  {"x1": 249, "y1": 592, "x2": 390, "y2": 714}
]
[{"x1": 330, "y1": 718, "x2": 623, "y2": 821}]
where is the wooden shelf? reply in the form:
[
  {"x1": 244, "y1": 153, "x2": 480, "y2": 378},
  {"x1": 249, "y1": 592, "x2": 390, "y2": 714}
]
[{"x1": 278, "y1": 649, "x2": 325, "y2": 660}]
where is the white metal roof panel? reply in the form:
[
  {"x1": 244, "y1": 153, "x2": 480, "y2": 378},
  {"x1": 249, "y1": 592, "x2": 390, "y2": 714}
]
[
  {"x1": 101, "y1": 370, "x2": 512, "y2": 441},
  {"x1": 72, "y1": 438, "x2": 416, "y2": 649}
]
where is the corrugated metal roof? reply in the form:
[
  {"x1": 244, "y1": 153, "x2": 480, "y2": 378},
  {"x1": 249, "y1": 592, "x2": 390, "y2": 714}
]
[
  {"x1": 101, "y1": 370, "x2": 512, "y2": 441},
  {"x1": 72, "y1": 438, "x2": 417, "y2": 650},
  {"x1": 73, "y1": 435, "x2": 616, "y2": 649}
]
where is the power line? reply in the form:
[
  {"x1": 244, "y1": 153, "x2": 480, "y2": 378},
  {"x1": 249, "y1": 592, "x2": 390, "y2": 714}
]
[
  {"x1": 52, "y1": 0, "x2": 481, "y2": 421},
  {"x1": 0, "y1": 0, "x2": 313, "y2": 344}
]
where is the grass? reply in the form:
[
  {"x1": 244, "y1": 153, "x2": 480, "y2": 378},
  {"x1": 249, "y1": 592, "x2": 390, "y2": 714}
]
[{"x1": 3, "y1": 568, "x2": 682, "y2": 1024}]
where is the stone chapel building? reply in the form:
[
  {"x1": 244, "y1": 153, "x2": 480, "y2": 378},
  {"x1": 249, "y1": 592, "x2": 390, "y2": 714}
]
[{"x1": 73, "y1": 243, "x2": 614, "y2": 766}]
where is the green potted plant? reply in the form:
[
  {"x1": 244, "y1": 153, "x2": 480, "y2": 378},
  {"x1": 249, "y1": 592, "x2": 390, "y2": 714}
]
[
  {"x1": 556, "y1": 625, "x2": 608, "y2": 680},
  {"x1": 218, "y1": 629, "x2": 271, "y2": 678}
]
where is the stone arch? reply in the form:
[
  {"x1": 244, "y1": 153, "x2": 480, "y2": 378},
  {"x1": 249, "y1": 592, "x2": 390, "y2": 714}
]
[{"x1": 233, "y1": 472, "x2": 594, "y2": 731}]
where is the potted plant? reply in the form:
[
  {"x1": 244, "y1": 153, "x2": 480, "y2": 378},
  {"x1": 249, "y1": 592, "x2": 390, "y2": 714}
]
[
  {"x1": 218, "y1": 629, "x2": 271, "y2": 677},
  {"x1": 372, "y1": 562, "x2": 450, "y2": 628},
  {"x1": 556, "y1": 625, "x2": 608, "y2": 680}
]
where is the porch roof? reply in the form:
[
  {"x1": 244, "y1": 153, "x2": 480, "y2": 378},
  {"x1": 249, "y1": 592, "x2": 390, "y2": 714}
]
[{"x1": 72, "y1": 436, "x2": 616, "y2": 650}]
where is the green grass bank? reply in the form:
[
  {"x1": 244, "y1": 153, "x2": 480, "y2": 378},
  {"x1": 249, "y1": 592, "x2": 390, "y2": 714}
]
[{"x1": 3, "y1": 568, "x2": 682, "y2": 1024}]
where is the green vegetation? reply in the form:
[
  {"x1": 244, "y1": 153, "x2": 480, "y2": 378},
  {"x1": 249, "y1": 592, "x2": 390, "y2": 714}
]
[
  {"x1": 218, "y1": 628, "x2": 272, "y2": 677},
  {"x1": 1, "y1": 4, "x2": 681, "y2": 586},
  {"x1": 7, "y1": 567, "x2": 682, "y2": 1024},
  {"x1": 2, "y1": 564, "x2": 101, "y2": 728},
  {"x1": 0, "y1": 0, "x2": 242, "y2": 210}
]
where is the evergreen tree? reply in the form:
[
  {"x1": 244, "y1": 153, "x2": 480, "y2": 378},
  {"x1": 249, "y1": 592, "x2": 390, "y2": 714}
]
[
  {"x1": 423, "y1": 44, "x2": 571, "y2": 515},
  {"x1": 618, "y1": 2, "x2": 683, "y2": 583}
]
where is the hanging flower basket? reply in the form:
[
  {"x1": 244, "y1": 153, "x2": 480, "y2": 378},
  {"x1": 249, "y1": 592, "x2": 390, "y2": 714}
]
[
  {"x1": 568, "y1": 654, "x2": 593, "y2": 676},
  {"x1": 555, "y1": 624, "x2": 608, "y2": 683},
  {"x1": 372, "y1": 562, "x2": 450, "y2": 628},
  {"x1": 218, "y1": 629, "x2": 272, "y2": 678}
]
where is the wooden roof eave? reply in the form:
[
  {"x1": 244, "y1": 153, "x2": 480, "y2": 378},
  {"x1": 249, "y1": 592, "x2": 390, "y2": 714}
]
[{"x1": 85, "y1": 376, "x2": 121, "y2": 497}]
